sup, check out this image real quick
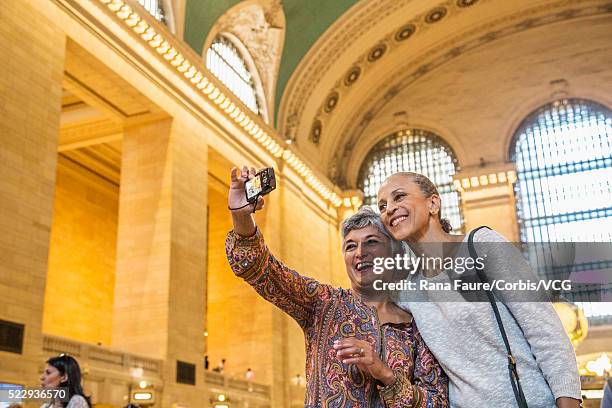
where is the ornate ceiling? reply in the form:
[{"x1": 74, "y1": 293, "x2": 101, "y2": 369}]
[{"x1": 182, "y1": 0, "x2": 612, "y2": 188}]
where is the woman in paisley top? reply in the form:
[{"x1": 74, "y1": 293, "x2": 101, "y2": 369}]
[{"x1": 226, "y1": 166, "x2": 448, "y2": 408}]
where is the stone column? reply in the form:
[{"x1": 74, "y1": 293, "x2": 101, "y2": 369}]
[
  {"x1": 112, "y1": 118, "x2": 208, "y2": 406},
  {"x1": 454, "y1": 163, "x2": 519, "y2": 241},
  {"x1": 0, "y1": 0, "x2": 65, "y2": 386}
]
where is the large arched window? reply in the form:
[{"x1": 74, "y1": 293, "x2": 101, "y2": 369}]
[
  {"x1": 206, "y1": 35, "x2": 266, "y2": 120},
  {"x1": 358, "y1": 129, "x2": 463, "y2": 231},
  {"x1": 511, "y1": 98, "x2": 612, "y2": 323}
]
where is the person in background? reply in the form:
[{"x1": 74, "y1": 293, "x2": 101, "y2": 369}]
[{"x1": 40, "y1": 354, "x2": 91, "y2": 408}]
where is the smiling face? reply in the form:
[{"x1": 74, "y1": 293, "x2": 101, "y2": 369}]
[
  {"x1": 377, "y1": 173, "x2": 440, "y2": 242},
  {"x1": 342, "y1": 225, "x2": 394, "y2": 291},
  {"x1": 40, "y1": 364, "x2": 65, "y2": 389}
]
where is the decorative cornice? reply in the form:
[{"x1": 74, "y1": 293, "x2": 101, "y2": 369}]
[
  {"x1": 336, "y1": 0, "x2": 610, "y2": 187},
  {"x1": 94, "y1": 0, "x2": 351, "y2": 207},
  {"x1": 278, "y1": 0, "x2": 418, "y2": 141},
  {"x1": 452, "y1": 163, "x2": 517, "y2": 191},
  {"x1": 308, "y1": 0, "x2": 479, "y2": 147}
]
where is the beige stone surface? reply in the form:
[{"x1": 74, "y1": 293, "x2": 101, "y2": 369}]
[
  {"x1": 0, "y1": 0, "x2": 65, "y2": 386},
  {"x1": 44, "y1": 156, "x2": 118, "y2": 346}
]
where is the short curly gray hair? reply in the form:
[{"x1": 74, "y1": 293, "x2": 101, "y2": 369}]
[{"x1": 340, "y1": 206, "x2": 406, "y2": 255}]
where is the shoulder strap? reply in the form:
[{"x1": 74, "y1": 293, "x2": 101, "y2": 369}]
[{"x1": 468, "y1": 226, "x2": 529, "y2": 408}]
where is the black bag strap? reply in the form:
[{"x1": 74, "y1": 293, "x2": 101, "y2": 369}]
[{"x1": 468, "y1": 226, "x2": 529, "y2": 408}]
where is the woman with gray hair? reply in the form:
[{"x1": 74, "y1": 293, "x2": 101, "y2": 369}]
[{"x1": 226, "y1": 166, "x2": 448, "y2": 408}]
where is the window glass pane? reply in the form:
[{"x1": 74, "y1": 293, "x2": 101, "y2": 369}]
[
  {"x1": 357, "y1": 129, "x2": 463, "y2": 232},
  {"x1": 206, "y1": 36, "x2": 260, "y2": 115},
  {"x1": 137, "y1": 0, "x2": 165, "y2": 22},
  {"x1": 512, "y1": 99, "x2": 612, "y2": 324}
]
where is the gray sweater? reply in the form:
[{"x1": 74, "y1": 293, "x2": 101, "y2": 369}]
[{"x1": 398, "y1": 228, "x2": 582, "y2": 407}]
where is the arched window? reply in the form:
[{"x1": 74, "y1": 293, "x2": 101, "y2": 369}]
[
  {"x1": 138, "y1": 0, "x2": 165, "y2": 22},
  {"x1": 358, "y1": 129, "x2": 463, "y2": 231},
  {"x1": 206, "y1": 35, "x2": 265, "y2": 119},
  {"x1": 511, "y1": 98, "x2": 612, "y2": 323}
]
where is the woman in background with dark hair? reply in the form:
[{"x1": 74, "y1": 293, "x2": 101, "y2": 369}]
[{"x1": 40, "y1": 354, "x2": 91, "y2": 408}]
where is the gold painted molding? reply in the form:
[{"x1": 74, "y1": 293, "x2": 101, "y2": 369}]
[{"x1": 91, "y1": 0, "x2": 353, "y2": 207}]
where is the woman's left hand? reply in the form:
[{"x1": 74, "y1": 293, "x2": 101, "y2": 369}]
[{"x1": 334, "y1": 338, "x2": 396, "y2": 386}]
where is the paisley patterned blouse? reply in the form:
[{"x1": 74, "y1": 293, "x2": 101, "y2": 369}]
[{"x1": 226, "y1": 229, "x2": 448, "y2": 408}]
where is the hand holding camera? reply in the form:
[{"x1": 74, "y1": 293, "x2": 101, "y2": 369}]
[{"x1": 228, "y1": 166, "x2": 276, "y2": 236}]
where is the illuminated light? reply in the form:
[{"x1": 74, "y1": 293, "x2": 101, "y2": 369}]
[
  {"x1": 208, "y1": 88, "x2": 220, "y2": 99},
  {"x1": 488, "y1": 173, "x2": 498, "y2": 184},
  {"x1": 268, "y1": 143, "x2": 280, "y2": 154},
  {"x1": 461, "y1": 178, "x2": 470, "y2": 189},
  {"x1": 141, "y1": 28, "x2": 156, "y2": 41},
  {"x1": 202, "y1": 83, "x2": 215, "y2": 95},
  {"x1": 507, "y1": 170, "x2": 517, "y2": 183},
  {"x1": 163, "y1": 48, "x2": 178, "y2": 61},
  {"x1": 582, "y1": 390, "x2": 604, "y2": 399},
  {"x1": 190, "y1": 72, "x2": 203, "y2": 84},
  {"x1": 156, "y1": 41, "x2": 170, "y2": 54},
  {"x1": 133, "y1": 392, "x2": 152, "y2": 401},
  {"x1": 218, "y1": 395, "x2": 226, "y2": 402},
  {"x1": 236, "y1": 112, "x2": 245, "y2": 123},
  {"x1": 247, "y1": 123, "x2": 258, "y2": 135},
  {"x1": 177, "y1": 61, "x2": 191, "y2": 73},
  {"x1": 244, "y1": 122, "x2": 254, "y2": 132},
  {"x1": 117, "y1": 4, "x2": 132, "y2": 19},
  {"x1": 470, "y1": 177, "x2": 479, "y2": 187},
  {"x1": 497, "y1": 172, "x2": 507, "y2": 183},
  {"x1": 255, "y1": 129, "x2": 264, "y2": 139},
  {"x1": 229, "y1": 107, "x2": 241, "y2": 118},
  {"x1": 133, "y1": 20, "x2": 148, "y2": 34},
  {"x1": 170, "y1": 55, "x2": 185, "y2": 67},
  {"x1": 125, "y1": 14, "x2": 140, "y2": 27},
  {"x1": 220, "y1": 99, "x2": 230, "y2": 110},
  {"x1": 149, "y1": 34, "x2": 163, "y2": 48},
  {"x1": 139, "y1": 380, "x2": 147, "y2": 389},
  {"x1": 214, "y1": 93, "x2": 226, "y2": 105},
  {"x1": 116, "y1": 5, "x2": 132, "y2": 20},
  {"x1": 195, "y1": 78, "x2": 210, "y2": 89},
  {"x1": 262, "y1": 139, "x2": 272, "y2": 148},
  {"x1": 479, "y1": 175, "x2": 488, "y2": 186},
  {"x1": 343, "y1": 198, "x2": 351, "y2": 207},
  {"x1": 240, "y1": 116, "x2": 251, "y2": 127},
  {"x1": 100, "y1": 0, "x2": 112, "y2": 4},
  {"x1": 248, "y1": 126, "x2": 258, "y2": 136},
  {"x1": 108, "y1": 0, "x2": 124, "y2": 12},
  {"x1": 197, "y1": 78, "x2": 211, "y2": 90},
  {"x1": 453, "y1": 180, "x2": 462, "y2": 190},
  {"x1": 184, "y1": 67, "x2": 197, "y2": 79},
  {"x1": 351, "y1": 196, "x2": 361, "y2": 206},
  {"x1": 282, "y1": 150, "x2": 292, "y2": 160},
  {"x1": 274, "y1": 149, "x2": 283, "y2": 158}
]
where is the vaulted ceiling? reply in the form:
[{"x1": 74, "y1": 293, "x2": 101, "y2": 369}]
[
  {"x1": 183, "y1": 0, "x2": 358, "y2": 115},
  {"x1": 181, "y1": 0, "x2": 612, "y2": 188}
]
